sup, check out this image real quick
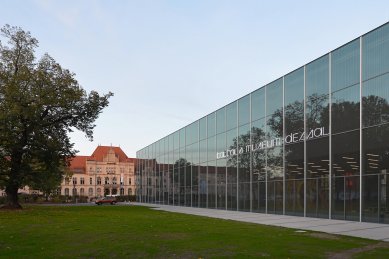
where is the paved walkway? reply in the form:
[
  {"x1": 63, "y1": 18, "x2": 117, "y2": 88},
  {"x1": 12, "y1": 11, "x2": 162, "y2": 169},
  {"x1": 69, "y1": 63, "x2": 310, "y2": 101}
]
[{"x1": 134, "y1": 203, "x2": 389, "y2": 241}]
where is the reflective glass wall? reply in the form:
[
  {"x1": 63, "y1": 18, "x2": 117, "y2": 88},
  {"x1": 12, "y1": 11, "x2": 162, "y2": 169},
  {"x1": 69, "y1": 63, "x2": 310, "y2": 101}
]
[{"x1": 136, "y1": 22, "x2": 389, "y2": 224}]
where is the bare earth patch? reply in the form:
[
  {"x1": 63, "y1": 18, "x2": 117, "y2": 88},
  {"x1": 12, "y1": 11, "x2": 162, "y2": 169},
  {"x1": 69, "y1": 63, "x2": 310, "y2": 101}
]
[
  {"x1": 327, "y1": 242, "x2": 389, "y2": 259},
  {"x1": 309, "y1": 232, "x2": 340, "y2": 240}
]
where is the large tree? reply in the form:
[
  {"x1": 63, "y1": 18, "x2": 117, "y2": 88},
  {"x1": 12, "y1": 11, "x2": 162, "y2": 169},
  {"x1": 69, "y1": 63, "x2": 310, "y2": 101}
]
[{"x1": 0, "y1": 25, "x2": 113, "y2": 209}]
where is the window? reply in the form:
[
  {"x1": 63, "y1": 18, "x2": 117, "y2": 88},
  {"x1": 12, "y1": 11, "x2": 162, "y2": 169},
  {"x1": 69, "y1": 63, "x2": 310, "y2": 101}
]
[
  {"x1": 97, "y1": 188, "x2": 101, "y2": 195},
  {"x1": 105, "y1": 177, "x2": 109, "y2": 184},
  {"x1": 120, "y1": 188, "x2": 124, "y2": 195},
  {"x1": 97, "y1": 177, "x2": 101, "y2": 185},
  {"x1": 72, "y1": 177, "x2": 77, "y2": 185},
  {"x1": 65, "y1": 188, "x2": 69, "y2": 196},
  {"x1": 72, "y1": 188, "x2": 77, "y2": 196},
  {"x1": 90, "y1": 177, "x2": 93, "y2": 185},
  {"x1": 112, "y1": 177, "x2": 117, "y2": 185},
  {"x1": 80, "y1": 188, "x2": 85, "y2": 196},
  {"x1": 128, "y1": 188, "x2": 132, "y2": 195},
  {"x1": 80, "y1": 177, "x2": 85, "y2": 185},
  {"x1": 106, "y1": 167, "x2": 116, "y2": 174},
  {"x1": 96, "y1": 167, "x2": 101, "y2": 173},
  {"x1": 65, "y1": 177, "x2": 70, "y2": 185},
  {"x1": 88, "y1": 188, "x2": 93, "y2": 196},
  {"x1": 129, "y1": 178, "x2": 132, "y2": 185}
]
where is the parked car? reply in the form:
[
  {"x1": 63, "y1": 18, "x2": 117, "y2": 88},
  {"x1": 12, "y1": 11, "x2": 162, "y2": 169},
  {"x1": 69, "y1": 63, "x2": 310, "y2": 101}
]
[{"x1": 95, "y1": 196, "x2": 117, "y2": 205}]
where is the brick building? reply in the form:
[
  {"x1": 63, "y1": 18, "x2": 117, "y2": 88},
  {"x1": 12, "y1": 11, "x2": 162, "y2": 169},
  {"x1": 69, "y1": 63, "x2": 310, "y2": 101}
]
[{"x1": 62, "y1": 146, "x2": 136, "y2": 199}]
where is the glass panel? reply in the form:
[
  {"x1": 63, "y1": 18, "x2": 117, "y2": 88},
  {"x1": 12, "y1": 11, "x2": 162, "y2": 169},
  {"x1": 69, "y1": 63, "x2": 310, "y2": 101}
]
[
  {"x1": 332, "y1": 84, "x2": 360, "y2": 134},
  {"x1": 207, "y1": 136, "x2": 216, "y2": 162},
  {"x1": 331, "y1": 131, "x2": 360, "y2": 221},
  {"x1": 192, "y1": 165, "x2": 199, "y2": 207},
  {"x1": 227, "y1": 161, "x2": 237, "y2": 211},
  {"x1": 306, "y1": 137, "x2": 329, "y2": 218},
  {"x1": 179, "y1": 166, "x2": 185, "y2": 206},
  {"x1": 199, "y1": 139, "x2": 207, "y2": 163},
  {"x1": 216, "y1": 133, "x2": 226, "y2": 154},
  {"x1": 226, "y1": 101, "x2": 237, "y2": 131},
  {"x1": 185, "y1": 145, "x2": 193, "y2": 164},
  {"x1": 238, "y1": 124, "x2": 250, "y2": 151},
  {"x1": 306, "y1": 55, "x2": 329, "y2": 133},
  {"x1": 251, "y1": 87, "x2": 265, "y2": 121},
  {"x1": 207, "y1": 112, "x2": 216, "y2": 137},
  {"x1": 186, "y1": 121, "x2": 198, "y2": 145},
  {"x1": 216, "y1": 158, "x2": 226, "y2": 209},
  {"x1": 285, "y1": 142, "x2": 304, "y2": 216},
  {"x1": 192, "y1": 143, "x2": 199, "y2": 165},
  {"x1": 238, "y1": 153, "x2": 250, "y2": 211},
  {"x1": 226, "y1": 128, "x2": 237, "y2": 157},
  {"x1": 331, "y1": 39, "x2": 360, "y2": 92},
  {"x1": 362, "y1": 23, "x2": 389, "y2": 81},
  {"x1": 207, "y1": 160, "x2": 216, "y2": 209},
  {"x1": 285, "y1": 68, "x2": 304, "y2": 137},
  {"x1": 199, "y1": 163, "x2": 207, "y2": 208},
  {"x1": 362, "y1": 124, "x2": 389, "y2": 223},
  {"x1": 216, "y1": 107, "x2": 225, "y2": 134},
  {"x1": 238, "y1": 95, "x2": 250, "y2": 126},
  {"x1": 199, "y1": 117, "x2": 207, "y2": 140},
  {"x1": 266, "y1": 79, "x2": 283, "y2": 118},
  {"x1": 226, "y1": 129, "x2": 238, "y2": 210},
  {"x1": 179, "y1": 128, "x2": 185, "y2": 148},
  {"x1": 169, "y1": 134, "x2": 173, "y2": 152},
  {"x1": 186, "y1": 164, "x2": 192, "y2": 206},
  {"x1": 251, "y1": 118, "x2": 266, "y2": 213},
  {"x1": 306, "y1": 55, "x2": 329, "y2": 97},
  {"x1": 267, "y1": 146, "x2": 283, "y2": 214},
  {"x1": 174, "y1": 131, "x2": 179, "y2": 150},
  {"x1": 362, "y1": 73, "x2": 389, "y2": 127},
  {"x1": 237, "y1": 124, "x2": 251, "y2": 211}
]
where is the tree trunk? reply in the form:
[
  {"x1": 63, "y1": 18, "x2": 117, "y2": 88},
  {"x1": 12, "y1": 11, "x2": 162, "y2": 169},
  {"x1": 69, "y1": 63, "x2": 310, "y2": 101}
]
[{"x1": 2, "y1": 185, "x2": 22, "y2": 209}]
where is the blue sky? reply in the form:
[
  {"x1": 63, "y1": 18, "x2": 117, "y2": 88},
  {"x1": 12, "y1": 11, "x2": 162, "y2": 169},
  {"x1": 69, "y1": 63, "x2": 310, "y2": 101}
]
[{"x1": 1, "y1": 0, "x2": 389, "y2": 157}]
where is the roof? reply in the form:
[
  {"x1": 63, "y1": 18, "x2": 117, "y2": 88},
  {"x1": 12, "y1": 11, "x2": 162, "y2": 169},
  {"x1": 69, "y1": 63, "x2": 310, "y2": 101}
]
[
  {"x1": 69, "y1": 156, "x2": 88, "y2": 173},
  {"x1": 88, "y1": 146, "x2": 131, "y2": 162},
  {"x1": 68, "y1": 146, "x2": 135, "y2": 173}
]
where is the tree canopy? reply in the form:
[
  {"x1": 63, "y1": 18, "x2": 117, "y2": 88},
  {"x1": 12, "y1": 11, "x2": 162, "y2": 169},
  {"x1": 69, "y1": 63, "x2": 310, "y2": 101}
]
[{"x1": 0, "y1": 24, "x2": 113, "y2": 208}]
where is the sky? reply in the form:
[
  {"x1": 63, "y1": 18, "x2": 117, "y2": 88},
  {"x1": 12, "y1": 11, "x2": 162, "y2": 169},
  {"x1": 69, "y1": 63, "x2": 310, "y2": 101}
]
[{"x1": 1, "y1": 0, "x2": 389, "y2": 157}]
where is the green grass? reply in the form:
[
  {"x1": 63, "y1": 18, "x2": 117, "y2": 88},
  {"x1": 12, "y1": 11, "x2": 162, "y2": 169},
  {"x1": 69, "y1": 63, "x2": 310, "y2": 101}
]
[{"x1": 0, "y1": 205, "x2": 386, "y2": 258}]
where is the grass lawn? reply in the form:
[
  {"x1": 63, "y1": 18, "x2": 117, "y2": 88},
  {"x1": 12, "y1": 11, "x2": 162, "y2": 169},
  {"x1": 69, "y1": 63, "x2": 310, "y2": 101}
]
[{"x1": 0, "y1": 205, "x2": 388, "y2": 258}]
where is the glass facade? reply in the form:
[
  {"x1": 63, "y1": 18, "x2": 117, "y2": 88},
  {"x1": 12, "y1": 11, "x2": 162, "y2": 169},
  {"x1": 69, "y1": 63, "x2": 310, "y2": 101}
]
[{"x1": 136, "y1": 23, "x2": 389, "y2": 224}]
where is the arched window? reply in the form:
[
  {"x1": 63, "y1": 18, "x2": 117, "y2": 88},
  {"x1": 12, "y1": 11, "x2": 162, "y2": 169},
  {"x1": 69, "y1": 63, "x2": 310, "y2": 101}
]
[
  {"x1": 88, "y1": 188, "x2": 93, "y2": 196},
  {"x1": 112, "y1": 189, "x2": 117, "y2": 195},
  {"x1": 97, "y1": 177, "x2": 101, "y2": 185},
  {"x1": 72, "y1": 188, "x2": 77, "y2": 196},
  {"x1": 112, "y1": 177, "x2": 117, "y2": 185},
  {"x1": 80, "y1": 188, "x2": 85, "y2": 196},
  {"x1": 120, "y1": 188, "x2": 124, "y2": 195},
  {"x1": 105, "y1": 177, "x2": 109, "y2": 184},
  {"x1": 65, "y1": 188, "x2": 69, "y2": 196},
  {"x1": 128, "y1": 188, "x2": 132, "y2": 195},
  {"x1": 97, "y1": 188, "x2": 101, "y2": 196}
]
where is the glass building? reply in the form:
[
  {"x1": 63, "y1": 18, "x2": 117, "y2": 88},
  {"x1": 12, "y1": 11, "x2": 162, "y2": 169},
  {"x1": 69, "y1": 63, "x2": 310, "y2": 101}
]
[{"x1": 136, "y1": 22, "x2": 389, "y2": 224}]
